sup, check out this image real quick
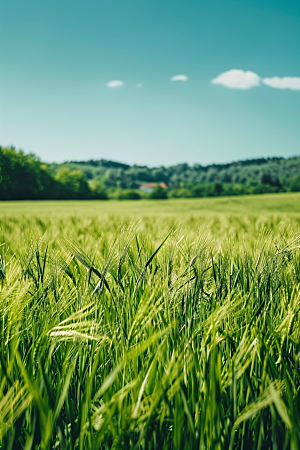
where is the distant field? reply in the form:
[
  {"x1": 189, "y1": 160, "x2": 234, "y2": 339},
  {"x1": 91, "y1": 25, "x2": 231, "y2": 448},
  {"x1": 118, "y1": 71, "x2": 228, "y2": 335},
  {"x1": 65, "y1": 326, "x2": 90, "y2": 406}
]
[
  {"x1": 1, "y1": 193, "x2": 300, "y2": 248},
  {"x1": 1, "y1": 192, "x2": 300, "y2": 217}
]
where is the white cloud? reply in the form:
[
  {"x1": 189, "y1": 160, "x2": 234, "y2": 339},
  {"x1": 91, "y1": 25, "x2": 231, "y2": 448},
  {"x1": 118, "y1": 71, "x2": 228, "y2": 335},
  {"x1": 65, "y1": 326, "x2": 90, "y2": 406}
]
[
  {"x1": 171, "y1": 74, "x2": 188, "y2": 82},
  {"x1": 106, "y1": 80, "x2": 124, "y2": 88},
  {"x1": 137, "y1": 83, "x2": 143, "y2": 88},
  {"x1": 262, "y1": 76, "x2": 300, "y2": 90},
  {"x1": 211, "y1": 69, "x2": 261, "y2": 89}
]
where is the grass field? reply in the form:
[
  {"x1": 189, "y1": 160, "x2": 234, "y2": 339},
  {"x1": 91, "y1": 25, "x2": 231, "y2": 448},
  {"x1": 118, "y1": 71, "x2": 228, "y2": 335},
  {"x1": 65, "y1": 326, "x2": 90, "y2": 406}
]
[
  {"x1": 2, "y1": 192, "x2": 300, "y2": 217},
  {"x1": 1, "y1": 192, "x2": 300, "y2": 245},
  {"x1": 1, "y1": 193, "x2": 300, "y2": 449}
]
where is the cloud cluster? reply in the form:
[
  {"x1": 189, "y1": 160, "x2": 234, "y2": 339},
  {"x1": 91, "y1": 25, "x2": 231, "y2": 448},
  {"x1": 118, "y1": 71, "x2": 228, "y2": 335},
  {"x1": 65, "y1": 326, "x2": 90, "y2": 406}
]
[
  {"x1": 262, "y1": 77, "x2": 300, "y2": 90},
  {"x1": 106, "y1": 72, "x2": 300, "y2": 91},
  {"x1": 106, "y1": 80, "x2": 124, "y2": 88},
  {"x1": 106, "y1": 75, "x2": 189, "y2": 88},
  {"x1": 211, "y1": 69, "x2": 300, "y2": 91},
  {"x1": 211, "y1": 70, "x2": 260, "y2": 90},
  {"x1": 170, "y1": 74, "x2": 188, "y2": 82}
]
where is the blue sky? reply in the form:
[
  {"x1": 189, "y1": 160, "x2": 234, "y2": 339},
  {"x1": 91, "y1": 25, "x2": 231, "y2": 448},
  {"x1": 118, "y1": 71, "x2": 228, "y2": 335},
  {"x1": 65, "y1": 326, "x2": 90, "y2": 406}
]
[{"x1": 0, "y1": 0, "x2": 299, "y2": 166}]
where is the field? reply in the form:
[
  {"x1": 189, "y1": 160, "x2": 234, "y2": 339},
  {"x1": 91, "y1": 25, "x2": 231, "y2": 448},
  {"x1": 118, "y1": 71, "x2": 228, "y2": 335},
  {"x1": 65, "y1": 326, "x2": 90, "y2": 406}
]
[{"x1": 1, "y1": 193, "x2": 300, "y2": 449}]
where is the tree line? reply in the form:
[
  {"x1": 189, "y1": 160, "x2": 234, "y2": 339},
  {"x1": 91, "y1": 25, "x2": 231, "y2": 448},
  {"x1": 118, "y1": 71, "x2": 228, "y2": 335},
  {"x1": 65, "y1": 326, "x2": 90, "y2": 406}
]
[
  {"x1": 0, "y1": 146, "x2": 106, "y2": 200},
  {"x1": 1, "y1": 145, "x2": 300, "y2": 200}
]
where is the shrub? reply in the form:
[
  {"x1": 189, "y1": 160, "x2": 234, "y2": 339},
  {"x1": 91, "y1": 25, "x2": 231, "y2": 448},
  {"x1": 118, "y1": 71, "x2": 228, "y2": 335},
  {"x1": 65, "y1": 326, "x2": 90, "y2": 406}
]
[{"x1": 149, "y1": 185, "x2": 168, "y2": 199}]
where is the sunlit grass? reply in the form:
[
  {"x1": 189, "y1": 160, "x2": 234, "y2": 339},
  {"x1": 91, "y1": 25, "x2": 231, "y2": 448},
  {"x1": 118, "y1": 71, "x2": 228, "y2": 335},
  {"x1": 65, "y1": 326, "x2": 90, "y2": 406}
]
[{"x1": 1, "y1": 195, "x2": 300, "y2": 449}]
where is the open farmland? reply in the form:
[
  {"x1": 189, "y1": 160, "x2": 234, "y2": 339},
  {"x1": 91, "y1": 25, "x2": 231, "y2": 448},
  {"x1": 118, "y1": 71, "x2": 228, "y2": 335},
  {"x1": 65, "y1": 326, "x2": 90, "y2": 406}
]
[{"x1": 1, "y1": 193, "x2": 300, "y2": 449}]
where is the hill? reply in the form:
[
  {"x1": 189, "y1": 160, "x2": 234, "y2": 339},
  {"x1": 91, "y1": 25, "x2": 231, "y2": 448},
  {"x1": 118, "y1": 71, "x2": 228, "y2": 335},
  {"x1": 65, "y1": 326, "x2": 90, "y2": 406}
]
[
  {"x1": 1, "y1": 145, "x2": 300, "y2": 200},
  {"x1": 50, "y1": 154, "x2": 300, "y2": 196}
]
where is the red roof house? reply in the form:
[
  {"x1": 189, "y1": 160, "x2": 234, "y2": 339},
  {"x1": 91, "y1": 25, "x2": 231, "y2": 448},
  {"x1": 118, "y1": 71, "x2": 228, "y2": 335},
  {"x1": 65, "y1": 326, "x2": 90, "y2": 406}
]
[{"x1": 140, "y1": 182, "x2": 167, "y2": 193}]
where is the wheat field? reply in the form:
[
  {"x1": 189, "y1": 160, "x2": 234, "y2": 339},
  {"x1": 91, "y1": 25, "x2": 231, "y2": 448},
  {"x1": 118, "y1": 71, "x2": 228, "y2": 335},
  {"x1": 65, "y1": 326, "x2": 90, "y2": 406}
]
[{"x1": 1, "y1": 194, "x2": 300, "y2": 449}]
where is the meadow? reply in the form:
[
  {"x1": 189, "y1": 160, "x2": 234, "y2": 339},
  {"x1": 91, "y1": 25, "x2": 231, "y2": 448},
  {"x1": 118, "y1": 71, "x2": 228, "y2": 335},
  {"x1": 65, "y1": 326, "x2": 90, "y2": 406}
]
[{"x1": 1, "y1": 193, "x2": 300, "y2": 449}]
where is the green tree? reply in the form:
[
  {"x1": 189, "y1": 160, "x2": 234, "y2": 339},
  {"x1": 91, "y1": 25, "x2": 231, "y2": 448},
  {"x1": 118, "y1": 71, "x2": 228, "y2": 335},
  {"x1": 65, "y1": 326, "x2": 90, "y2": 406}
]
[
  {"x1": 290, "y1": 175, "x2": 300, "y2": 192},
  {"x1": 0, "y1": 146, "x2": 61, "y2": 200},
  {"x1": 150, "y1": 185, "x2": 167, "y2": 199},
  {"x1": 89, "y1": 180, "x2": 108, "y2": 199},
  {"x1": 55, "y1": 168, "x2": 91, "y2": 199},
  {"x1": 214, "y1": 182, "x2": 223, "y2": 196},
  {"x1": 116, "y1": 189, "x2": 141, "y2": 200}
]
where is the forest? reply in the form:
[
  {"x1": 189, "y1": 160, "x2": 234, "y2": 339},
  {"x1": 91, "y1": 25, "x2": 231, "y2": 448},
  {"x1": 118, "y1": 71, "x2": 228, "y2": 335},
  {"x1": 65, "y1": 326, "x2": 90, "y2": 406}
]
[{"x1": 1, "y1": 145, "x2": 300, "y2": 200}]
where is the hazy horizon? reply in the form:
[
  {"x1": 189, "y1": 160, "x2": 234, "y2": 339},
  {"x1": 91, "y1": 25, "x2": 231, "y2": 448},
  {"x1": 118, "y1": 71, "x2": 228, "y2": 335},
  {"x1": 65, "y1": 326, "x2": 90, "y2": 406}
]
[
  {"x1": 55, "y1": 152, "x2": 300, "y2": 169},
  {"x1": 3, "y1": 144, "x2": 300, "y2": 168},
  {"x1": 1, "y1": 0, "x2": 299, "y2": 166}
]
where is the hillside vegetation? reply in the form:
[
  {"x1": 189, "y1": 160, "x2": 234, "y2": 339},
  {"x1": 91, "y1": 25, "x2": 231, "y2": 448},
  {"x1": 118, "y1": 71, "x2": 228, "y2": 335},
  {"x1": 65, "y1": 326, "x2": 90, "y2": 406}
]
[
  {"x1": 1, "y1": 200, "x2": 300, "y2": 449},
  {"x1": 1, "y1": 145, "x2": 300, "y2": 200},
  {"x1": 55, "y1": 154, "x2": 300, "y2": 196}
]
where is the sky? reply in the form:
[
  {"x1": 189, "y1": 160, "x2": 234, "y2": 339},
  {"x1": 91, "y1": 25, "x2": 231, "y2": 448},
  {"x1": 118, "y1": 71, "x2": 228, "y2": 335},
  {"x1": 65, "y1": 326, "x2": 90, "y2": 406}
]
[{"x1": 0, "y1": 0, "x2": 299, "y2": 167}]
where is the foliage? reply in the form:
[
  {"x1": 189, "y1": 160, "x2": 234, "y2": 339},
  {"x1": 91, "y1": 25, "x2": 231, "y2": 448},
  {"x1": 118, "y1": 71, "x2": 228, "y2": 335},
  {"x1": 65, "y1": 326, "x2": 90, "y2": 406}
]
[
  {"x1": 54, "y1": 168, "x2": 91, "y2": 199},
  {"x1": 0, "y1": 147, "x2": 108, "y2": 201},
  {"x1": 0, "y1": 147, "x2": 60, "y2": 200},
  {"x1": 1, "y1": 145, "x2": 300, "y2": 200},
  {"x1": 290, "y1": 175, "x2": 300, "y2": 192},
  {"x1": 111, "y1": 189, "x2": 141, "y2": 200},
  {"x1": 88, "y1": 180, "x2": 108, "y2": 200},
  {"x1": 149, "y1": 185, "x2": 168, "y2": 199},
  {"x1": 52, "y1": 155, "x2": 300, "y2": 195},
  {"x1": 1, "y1": 204, "x2": 300, "y2": 449}
]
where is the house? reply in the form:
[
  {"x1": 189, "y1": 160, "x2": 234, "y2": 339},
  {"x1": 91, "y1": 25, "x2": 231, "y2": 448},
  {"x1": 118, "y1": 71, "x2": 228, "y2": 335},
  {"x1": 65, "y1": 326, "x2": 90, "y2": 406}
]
[{"x1": 139, "y1": 182, "x2": 167, "y2": 193}]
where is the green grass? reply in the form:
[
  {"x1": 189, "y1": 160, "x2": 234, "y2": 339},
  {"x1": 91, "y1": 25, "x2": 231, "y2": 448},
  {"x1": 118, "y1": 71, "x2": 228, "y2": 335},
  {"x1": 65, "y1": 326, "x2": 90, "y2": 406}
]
[
  {"x1": 1, "y1": 193, "x2": 300, "y2": 449},
  {"x1": 2, "y1": 192, "x2": 300, "y2": 217}
]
